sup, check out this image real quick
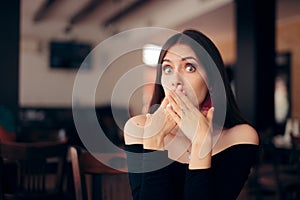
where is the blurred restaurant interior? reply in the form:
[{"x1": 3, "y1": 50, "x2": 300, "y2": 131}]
[{"x1": 1, "y1": 0, "x2": 300, "y2": 199}]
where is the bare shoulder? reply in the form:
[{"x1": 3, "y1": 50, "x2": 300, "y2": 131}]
[
  {"x1": 125, "y1": 114, "x2": 148, "y2": 128},
  {"x1": 124, "y1": 114, "x2": 147, "y2": 145},
  {"x1": 124, "y1": 114, "x2": 148, "y2": 133},
  {"x1": 227, "y1": 124, "x2": 259, "y2": 145},
  {"x1": 213, "y1": 124, "x2": 259, "y2": 155}
]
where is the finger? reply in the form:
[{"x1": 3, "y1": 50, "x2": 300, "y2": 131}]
[
  {"x1": 170, "y1": 125, "x2": 179, "y2": 133},
  {"x1": 206, "y1": 107, "x2": 215, "y2": 124},
  {"x1": 160, "y1": 97, "x2": 169, "y2": 108},
  {"x1": 166, "y1": 105, "x2": 181, "y2": 124},
  {"x1": 168, "y1": 90, "x2": 186, "y2": 109},
  {"x1": 174, "y1": 85, "x2": 194, "y2": 110},
  {"x1": 169, "y1": 91, "x2": 194, "y2": 120},
  {"x1": 201, "y1": 110, "x2": 208, "y2": 117},
  {"x1": 167, "y1": 94, "x2": 183, "y2": 117}
]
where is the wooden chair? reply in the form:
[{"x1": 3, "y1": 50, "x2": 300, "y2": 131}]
[
  {"x1": 69, "y1": 146, "x2": 131, "y2": 200},
  {"x1": 0, "y1": 140, "x2": 68, "y2": 200}
]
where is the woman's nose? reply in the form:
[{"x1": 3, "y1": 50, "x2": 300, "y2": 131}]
[
  {"x1": 171, "y1": 73, "x2": 183, "y2": 88},
  {"x1": 172, "y1": 82, "x2": 182, "y2": 87}
]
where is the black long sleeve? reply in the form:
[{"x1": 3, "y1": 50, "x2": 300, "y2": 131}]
[
  {"x1": 125, "y1": 145, "x2": 186, "y2": 200},
  {"x1": 185, "y1": 168, "x2": 213, "y2": 199},
  {"x1": 125, "y1": 144, "x2": 144, "y2": 200}
]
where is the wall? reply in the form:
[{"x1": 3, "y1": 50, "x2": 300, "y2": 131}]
[
  {"x1": 216, "y1": 37, "x2": 236, "y2": 65},
  {"x1": 20, "y1": 16, "x2": 300, "y2": 119},
  {"x1": 19, "y1": 37, "x2": 145, "y2": 115},
  {"x1": 20, "y1": 37, "x2": 77, "y2": 107}
]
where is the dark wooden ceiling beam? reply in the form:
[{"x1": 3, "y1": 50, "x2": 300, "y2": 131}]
[
  {"x1": 69, "y1": 0, "x2": 103, "y2": 25},
  {"x1": 33, "y1": 0, "x2": 58, "y2": 23},
  {"x1": 102, "y1": 0, "x2": 149, "y2": 27}
]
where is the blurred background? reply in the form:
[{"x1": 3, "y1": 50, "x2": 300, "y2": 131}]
[
  {"x1": 1, "y1": 0, "x2": 300, "y2": 199},
  {"x1": 11, "y1": 0, "x2": 299, "y2": 136},
  {"x1": 1, "y1": 0, "x2": 299, "y2": 127}
]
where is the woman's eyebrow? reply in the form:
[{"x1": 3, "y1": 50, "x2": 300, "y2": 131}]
[
  {"x1": 181, "y1": 56, "x2": 198, "y2": 61},
  {"x1": 162, "y1": 58, "x2": 171, "y2": 62},
  {"x1": 162, "y1": 57, "x2": 199, "y2": 64}
]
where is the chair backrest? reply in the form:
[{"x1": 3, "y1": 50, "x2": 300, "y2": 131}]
[
  {"x1": 0, "y1": 140, "x2": 68, "y2": 200},
  {"x1": 70, "y1": 146, "x2": 128, "y2": 200},
  {"x1": 69, "y1": 146, "x2": 85, "y2": 200}
]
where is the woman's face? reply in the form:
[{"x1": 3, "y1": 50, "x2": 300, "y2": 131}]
[{"x1": 161, "y1": 44, "x2": 208, "y2": 107}]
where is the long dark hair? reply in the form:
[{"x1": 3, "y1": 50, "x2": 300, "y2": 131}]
[{"x1": 149, "y1": 29, "x2": 248, "y2": 128}]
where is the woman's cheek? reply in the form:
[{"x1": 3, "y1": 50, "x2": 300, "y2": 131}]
[
  {"x1": 161, "y1": 76, "x2": 172, "y2": 92},
  {"x1": 185, "y1": 88, "x2": 199, "y2": 106},
  {"x1": 164, "y1": 89, "x2": 170, "y2": 97}
]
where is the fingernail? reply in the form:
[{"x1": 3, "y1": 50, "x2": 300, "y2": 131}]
[{"x1": 166, "y1": 104, "x2": 172, "y2": 109}]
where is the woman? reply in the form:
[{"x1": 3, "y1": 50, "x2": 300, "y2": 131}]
[{"x1": 124, "y1": 29, "x2": 259, "y2": 200}]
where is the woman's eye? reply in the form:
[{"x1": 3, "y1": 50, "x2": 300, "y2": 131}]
[
  {"x1": 163, "y1": 65, "x2": 173, "y2": 74},
  {"x1": 185, "y1": 64, "x2": 196, "y2": 72}
]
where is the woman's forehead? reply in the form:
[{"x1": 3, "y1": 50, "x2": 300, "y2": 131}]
[{"x1": 164, "y1": 44, "x2": 197, "y2": 60}]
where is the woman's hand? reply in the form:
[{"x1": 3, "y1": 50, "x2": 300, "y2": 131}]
[
  {"x1": 165, "y1": 85, "x2": 214, "y2": 143},
  {"x1": 166, "y1": 85, "x2": 214, "y2": 168},
  {"x1": 143, "y1": 97, "x2": 177, "y2": 150}
]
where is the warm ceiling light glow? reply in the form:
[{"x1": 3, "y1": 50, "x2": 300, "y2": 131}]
[{"x1": 142, "y1": 44, "x2": 161, "y2": 67}]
